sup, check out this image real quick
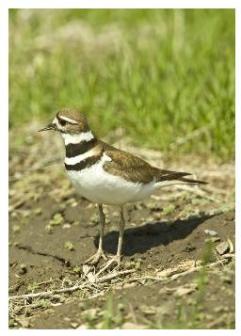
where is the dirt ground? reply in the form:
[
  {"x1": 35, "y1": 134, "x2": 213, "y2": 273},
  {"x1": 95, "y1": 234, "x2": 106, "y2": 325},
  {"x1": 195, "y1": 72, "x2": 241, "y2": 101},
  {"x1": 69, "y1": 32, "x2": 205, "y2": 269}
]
[{"x1": 9, "y1": 127, "x2": 235, "y2": 329}]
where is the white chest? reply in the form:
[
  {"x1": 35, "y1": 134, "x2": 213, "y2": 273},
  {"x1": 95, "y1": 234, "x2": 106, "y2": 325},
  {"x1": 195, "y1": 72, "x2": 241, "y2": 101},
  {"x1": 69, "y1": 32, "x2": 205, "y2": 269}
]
[{"x1": 66, "y1": 155, "x2": 155, "y2": 205}]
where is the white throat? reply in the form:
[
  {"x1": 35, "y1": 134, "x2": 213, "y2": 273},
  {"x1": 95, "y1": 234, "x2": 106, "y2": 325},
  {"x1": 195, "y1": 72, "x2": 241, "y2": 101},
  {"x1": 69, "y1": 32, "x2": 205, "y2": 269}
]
[{"x1": 62, "y1": 131, "x2": 94, "y2": 145}]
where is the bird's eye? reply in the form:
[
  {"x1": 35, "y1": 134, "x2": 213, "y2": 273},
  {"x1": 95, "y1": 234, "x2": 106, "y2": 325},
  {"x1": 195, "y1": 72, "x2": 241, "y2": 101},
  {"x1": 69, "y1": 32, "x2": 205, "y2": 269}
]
[{"x1": 59, "y1": 119, "x2": 67, "y2": 126}]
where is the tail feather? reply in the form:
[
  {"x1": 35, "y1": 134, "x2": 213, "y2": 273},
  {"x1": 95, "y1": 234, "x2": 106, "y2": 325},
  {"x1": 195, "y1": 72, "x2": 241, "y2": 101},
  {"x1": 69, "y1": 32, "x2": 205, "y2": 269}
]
[
  {"x1": 158, "y1": 170, "x2": 191, "y2": 182},
  {"x1": 179, "y1": 177, "x2": 207, "y2": 185},
  {"x1": 157, "y1": 169, "x2": 207, "y2": 185}
]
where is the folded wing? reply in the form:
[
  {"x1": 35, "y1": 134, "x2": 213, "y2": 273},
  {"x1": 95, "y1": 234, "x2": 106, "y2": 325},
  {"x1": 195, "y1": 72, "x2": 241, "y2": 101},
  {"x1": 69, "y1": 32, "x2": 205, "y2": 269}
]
[{"x1": 101, "y1": 141, "x2": 206, "y2": 185}]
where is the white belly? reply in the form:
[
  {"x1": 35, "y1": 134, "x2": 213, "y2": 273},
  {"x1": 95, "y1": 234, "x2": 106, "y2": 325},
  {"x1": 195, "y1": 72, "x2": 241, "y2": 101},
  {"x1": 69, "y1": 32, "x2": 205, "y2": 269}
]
[{"x1": 66, "y1": 158, "x2": 155, "y2": 205}]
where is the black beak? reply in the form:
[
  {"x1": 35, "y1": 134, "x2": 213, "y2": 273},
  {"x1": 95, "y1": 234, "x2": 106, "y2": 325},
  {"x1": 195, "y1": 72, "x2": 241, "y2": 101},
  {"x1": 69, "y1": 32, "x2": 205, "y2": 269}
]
[{"x1": 38, "y1": 123, "x2": 57, "y2": 132}]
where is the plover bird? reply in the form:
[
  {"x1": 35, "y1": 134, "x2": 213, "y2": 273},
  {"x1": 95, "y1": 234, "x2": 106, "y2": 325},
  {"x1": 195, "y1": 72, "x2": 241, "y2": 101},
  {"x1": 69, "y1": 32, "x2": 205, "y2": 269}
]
[{"x1": 39, "y1": 108, "x2": 205, "y2": 270}]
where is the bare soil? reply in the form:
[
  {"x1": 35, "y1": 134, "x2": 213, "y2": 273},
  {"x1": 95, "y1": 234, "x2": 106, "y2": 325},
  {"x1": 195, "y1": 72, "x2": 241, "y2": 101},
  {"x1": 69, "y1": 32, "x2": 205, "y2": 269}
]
[{"x1": 9, "y1": 128, "x2": 235, "y2": 329}]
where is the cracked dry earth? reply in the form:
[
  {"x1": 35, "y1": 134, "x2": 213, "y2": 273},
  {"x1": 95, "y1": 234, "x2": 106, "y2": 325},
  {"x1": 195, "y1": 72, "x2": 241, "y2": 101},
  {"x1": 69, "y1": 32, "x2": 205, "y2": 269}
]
[{"x1": 9, "y1": 127, "x2": 235, "y2": 329}]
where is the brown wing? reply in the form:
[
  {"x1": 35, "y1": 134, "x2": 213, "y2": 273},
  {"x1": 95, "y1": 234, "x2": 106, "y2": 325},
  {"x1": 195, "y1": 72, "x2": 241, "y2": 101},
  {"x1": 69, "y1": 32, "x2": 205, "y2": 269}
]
[
  {"x1": 102, "y1": 142, "x2": 157, "y2": 183},
  {"x1": 101, "y1": 141, "x2": 191, "y2": 184}
]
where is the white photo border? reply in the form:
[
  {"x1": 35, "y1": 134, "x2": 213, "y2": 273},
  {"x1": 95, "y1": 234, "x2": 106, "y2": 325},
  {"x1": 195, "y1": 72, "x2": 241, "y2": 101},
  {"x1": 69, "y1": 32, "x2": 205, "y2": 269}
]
[{"x1": 1, "y1": 1, "x2": 239, "y2": 335}]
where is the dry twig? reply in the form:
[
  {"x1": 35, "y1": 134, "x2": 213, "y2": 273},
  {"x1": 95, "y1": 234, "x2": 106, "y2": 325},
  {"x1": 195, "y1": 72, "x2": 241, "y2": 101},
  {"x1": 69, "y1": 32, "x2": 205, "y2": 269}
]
[
  {"x1": 9, "y1": 269, "x2": 135, "y2": 301},
  {"x1": 130, "y1": 254, "x2": 234, "y2": 284}
]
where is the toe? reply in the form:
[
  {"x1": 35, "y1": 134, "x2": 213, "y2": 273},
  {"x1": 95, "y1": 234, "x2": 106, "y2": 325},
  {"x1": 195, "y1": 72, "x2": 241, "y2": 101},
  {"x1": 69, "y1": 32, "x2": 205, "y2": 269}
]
[
  {"x1": 96, "y1": 255, "x2": 122, "y2": 276},
  {"x1": 84, "y1": 249, "x2": 107, "y2": 265}
]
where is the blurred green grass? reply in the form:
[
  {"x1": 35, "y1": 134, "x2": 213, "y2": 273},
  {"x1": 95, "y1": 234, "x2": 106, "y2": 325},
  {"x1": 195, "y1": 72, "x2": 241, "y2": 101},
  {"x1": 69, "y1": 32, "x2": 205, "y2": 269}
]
[{"x1": 9, "y1": 9, "x2": 234, "y2": 160}]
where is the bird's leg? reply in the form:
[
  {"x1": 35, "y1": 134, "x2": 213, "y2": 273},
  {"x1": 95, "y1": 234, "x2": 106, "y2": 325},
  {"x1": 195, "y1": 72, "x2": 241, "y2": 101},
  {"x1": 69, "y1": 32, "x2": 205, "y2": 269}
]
[
  {"x1": 116, "y1": 205, "x2": 125, "y2": 264},
  {"x1": 96, "y1": 206, "x2": 125, "y2": 275},
  {"x1": 84, "y1": 204, "x2": 107, "y2": 265}
]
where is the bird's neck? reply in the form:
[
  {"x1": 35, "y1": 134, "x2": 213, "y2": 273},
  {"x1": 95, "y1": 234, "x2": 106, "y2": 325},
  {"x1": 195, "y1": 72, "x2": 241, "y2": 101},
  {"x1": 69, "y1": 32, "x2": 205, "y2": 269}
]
[
  {"x1": 62, "y1": 130, "x2": 96, "y2": 146},
  {"x1": 61, "y1": 131, "x2": 99, "y2": 158}
]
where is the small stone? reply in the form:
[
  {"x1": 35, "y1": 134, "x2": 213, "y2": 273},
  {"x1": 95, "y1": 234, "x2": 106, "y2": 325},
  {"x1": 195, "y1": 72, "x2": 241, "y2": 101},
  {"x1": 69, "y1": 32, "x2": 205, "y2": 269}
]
[
  {"x1": 70, "y1": 322, "x2": 79, "y2": 328},
  {"x1": 18, "y1": 264, "x2": 27, "y2": 275},
  {"x1": 64, "y1": 317, "x2": 71, "y2": 322},
  {"x1": 13, "y1": 225, "x2": 20, "y2": 233},
  {"x1": 216, "y1": 241, "x2": 229, "y2": 255},
  {"x1": 204, "y1": 229, "x2": 218, "y2": 236},
  {"x1": 175, "y1": 284, "x2": 197, "y2": 297},
  {"x1": 222, "y1": 274, "x2": 233, "y2": 284},
  {"x1": 63, "y1": 223, "x2": 71, "y2": 229},
  {"x1": 77, "y1": 324, "x2": 88, "y2": 329}
]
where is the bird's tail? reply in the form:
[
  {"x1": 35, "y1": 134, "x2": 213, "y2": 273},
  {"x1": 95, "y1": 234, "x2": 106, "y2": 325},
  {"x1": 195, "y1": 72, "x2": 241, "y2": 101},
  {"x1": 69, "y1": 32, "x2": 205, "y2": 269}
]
[
  {"x1": 156, "y1": 169, "x2": 207, "y2": 187},
  {"x1": 178, "y1": 177, "x2": 207, "y2": 185}
]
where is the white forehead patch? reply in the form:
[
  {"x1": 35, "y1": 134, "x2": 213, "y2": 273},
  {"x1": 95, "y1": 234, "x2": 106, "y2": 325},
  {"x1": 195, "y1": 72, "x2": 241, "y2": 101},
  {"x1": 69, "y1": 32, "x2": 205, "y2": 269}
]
[{"x1": 52, "y1": 117, "x2": 62, "y2": 129}]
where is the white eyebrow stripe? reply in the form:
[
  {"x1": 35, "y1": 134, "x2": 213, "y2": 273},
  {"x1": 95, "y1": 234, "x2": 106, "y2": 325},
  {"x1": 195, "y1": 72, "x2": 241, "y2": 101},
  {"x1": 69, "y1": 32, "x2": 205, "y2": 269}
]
[
  {"x1": 62, "y1": 131, "x2": 95, "y2": 145},
  {"x1": 64, "y1": 147, "x2": 99, "y2": 165},
  {"x1": 58, "y1": 116, "x2": 79, "y2": 124}
]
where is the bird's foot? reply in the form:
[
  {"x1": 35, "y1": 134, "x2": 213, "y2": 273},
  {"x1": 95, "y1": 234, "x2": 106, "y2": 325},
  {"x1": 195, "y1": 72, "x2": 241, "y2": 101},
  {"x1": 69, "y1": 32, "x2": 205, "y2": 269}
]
[
  {"x1": 84, "y1": 248, "x2": 107, "y2": 266},
  {"x1": 96, "y1": 255, "x2": 121, "y2": 276}
]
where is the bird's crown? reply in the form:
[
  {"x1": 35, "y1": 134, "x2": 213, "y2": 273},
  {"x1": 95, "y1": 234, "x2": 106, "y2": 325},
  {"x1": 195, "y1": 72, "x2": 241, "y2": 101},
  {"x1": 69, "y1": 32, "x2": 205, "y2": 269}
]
[{"x1": 55, "y1": 108, "x2": 89, "y2": 133}]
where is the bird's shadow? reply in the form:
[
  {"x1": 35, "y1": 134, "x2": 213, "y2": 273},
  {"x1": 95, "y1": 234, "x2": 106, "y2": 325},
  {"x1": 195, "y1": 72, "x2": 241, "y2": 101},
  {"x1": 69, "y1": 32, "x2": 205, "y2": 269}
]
[{"x1": 94, "y1": 214, "x2": 212, "y2": 256}]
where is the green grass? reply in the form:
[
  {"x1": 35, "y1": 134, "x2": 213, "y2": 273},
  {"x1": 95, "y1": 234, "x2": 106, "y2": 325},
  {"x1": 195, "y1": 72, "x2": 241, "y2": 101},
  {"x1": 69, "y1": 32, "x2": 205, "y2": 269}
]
[{"x1": 9, "y1": 9, "x2": 234, "y2": 160}]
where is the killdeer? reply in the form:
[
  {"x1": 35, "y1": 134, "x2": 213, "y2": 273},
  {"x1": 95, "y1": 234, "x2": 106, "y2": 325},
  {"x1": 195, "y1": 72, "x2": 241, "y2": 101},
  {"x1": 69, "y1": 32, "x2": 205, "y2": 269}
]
[{"x1": 39, "y1": 108, "x2": 205, "y2": 270}]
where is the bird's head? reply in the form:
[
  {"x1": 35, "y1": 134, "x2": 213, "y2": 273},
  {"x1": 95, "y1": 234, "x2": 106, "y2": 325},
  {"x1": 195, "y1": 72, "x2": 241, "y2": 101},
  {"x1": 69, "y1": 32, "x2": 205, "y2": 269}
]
[{"x1": 39, "y1": 108, "x2": 89, "y2": 134}]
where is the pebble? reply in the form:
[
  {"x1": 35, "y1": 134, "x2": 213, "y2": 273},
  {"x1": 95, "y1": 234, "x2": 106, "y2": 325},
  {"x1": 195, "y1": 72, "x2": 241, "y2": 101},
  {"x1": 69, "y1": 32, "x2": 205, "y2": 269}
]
[
  {"x1": 222, "y1": 275, "x2": 232, "y2": 284},
  {"x1": 62, "y1": 223, "x2": 71, "y2": 229},
  {"x1": 18, "y1": 264, "x2": 27, "y2": 275},
  {"x1": 77, "y1": 324, "x2": 88, "y2": 329},
  {"x1": 70, "y1": 322, "x2": 79, "y2": 328},
  {"x1": 13, "y1": 225, "x2": 20, "y2": 233},
  {"x1": 216, "y1": 241, "x2": 229, "y2": 255},
  {"x1": 175, "y1": 284, "x2": 197, "y2": 297},
  {"x1": 204, "y1": 229, "x2": 218, "y2": 237}
]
